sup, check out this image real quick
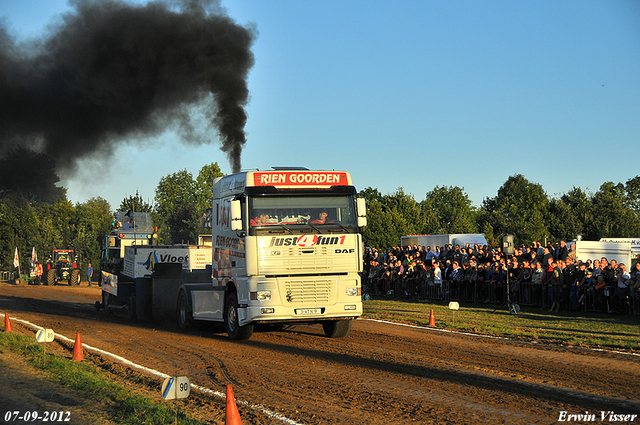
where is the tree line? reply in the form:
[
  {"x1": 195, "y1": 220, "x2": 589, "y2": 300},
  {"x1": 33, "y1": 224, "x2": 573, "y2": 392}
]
[
  {"x1": 0, "y1": 149, "x2": 222, "y2": 274},
  {"x1": 1, "y1": 150, "x2": 638, "y2": 274},
  {"x1": 360, "y1": 174, "x2": 640, "y2": 249}
]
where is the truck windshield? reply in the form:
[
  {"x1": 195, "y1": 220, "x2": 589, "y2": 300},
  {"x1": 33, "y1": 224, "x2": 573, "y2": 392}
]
[{"x1": 249, "y1": 195, "x2": 357, "y2": 231}]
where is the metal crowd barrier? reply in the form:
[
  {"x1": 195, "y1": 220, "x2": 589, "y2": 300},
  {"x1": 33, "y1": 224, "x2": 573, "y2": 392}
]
[{"x1": 364, "y1": 275, "x2": 639, "y2": 316}]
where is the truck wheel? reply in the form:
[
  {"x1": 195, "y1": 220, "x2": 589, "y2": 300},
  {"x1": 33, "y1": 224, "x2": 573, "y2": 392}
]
[
  {"x1": 322, "y1": 319, "x2": 352, "y2": 338},
  {"x1": 46, "y1": 269, "x2": 55, "y2": 286},
  {"x1": 177, "y1": 291, "x2": 193, "y2": 331},
  {"x1": 225, "y1": 293, "x2": 253, "y2": 340},
  {"x1": 70, "y1": 270, "x2": 80, "y2": 286}
]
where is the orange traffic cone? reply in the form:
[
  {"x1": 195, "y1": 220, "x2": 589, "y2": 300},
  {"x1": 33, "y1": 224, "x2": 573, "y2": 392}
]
[
  {"x1": 71, "y1": 333, "x2": 84, "y2": 361},
  {"x1": 429, "y1": 309, "x2": 435, "y2": 326},
  {"x1": 225, "y1": 384, "x2": 242, "y2": 425},
  {"x1": 4, "y1": 313, "x2": 13, "y2": 332}
]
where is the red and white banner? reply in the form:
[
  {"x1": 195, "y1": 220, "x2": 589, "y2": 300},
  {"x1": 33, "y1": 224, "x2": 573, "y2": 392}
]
[
  {"x1": 253, "y1": 171, "x2": 349, "y2": 187},
  {"x1": 13, "y1": 247, "x2": 19, "y2": 268}
]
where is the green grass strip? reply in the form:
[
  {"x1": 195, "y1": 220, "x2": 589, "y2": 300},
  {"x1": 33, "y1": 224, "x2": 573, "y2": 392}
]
[
  {"x1": 0, "y1": 332, "x2": 203, "y2": 425},
  {"x1": 363, "y1": 298, "x2": 640, "y2": 351}
]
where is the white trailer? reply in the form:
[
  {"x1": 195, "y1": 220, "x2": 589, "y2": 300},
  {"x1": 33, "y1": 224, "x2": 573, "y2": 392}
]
[
  {"x1": 122, "y1": 245, "x2": 211, "y2": 279},
  {"x1": 99, "y1": 245, "x2": 212, "y2": 319},
  {"x1": 401, "y1": 234, "x2": 488, "y2": 250},
  {"x1": 574, "y1": 240, "x2": 632, "y2": 268},
  {"x1": 599, "y1": 238, "x2": 640, "y2": 266}
]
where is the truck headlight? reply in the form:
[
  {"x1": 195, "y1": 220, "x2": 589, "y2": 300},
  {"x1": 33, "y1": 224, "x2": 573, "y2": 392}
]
[
  {"x1": 250, "y1": 291, "x2": 271, "y2": 301},
  {"x1": 345, "y1": 287, "x2": 360, "y2": 297}
]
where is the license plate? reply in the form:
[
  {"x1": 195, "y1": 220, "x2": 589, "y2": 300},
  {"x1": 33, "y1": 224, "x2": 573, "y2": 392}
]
[{"x1": 295, "y1": 308, "x2": 321, "y2": 315}]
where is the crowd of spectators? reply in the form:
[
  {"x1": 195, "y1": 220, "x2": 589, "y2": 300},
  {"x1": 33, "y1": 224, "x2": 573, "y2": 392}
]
[{"x1": 362, "y1": 241, "x2": 640, "y2": 314}]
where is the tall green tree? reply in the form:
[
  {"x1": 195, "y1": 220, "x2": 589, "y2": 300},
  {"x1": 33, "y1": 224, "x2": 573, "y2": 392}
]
[
  {"x1": 546, "y1": 187, "x2": 591, "y2": 242},
  {"x1": 586, "y1": 182, "x2": 640, "y2": 239},
  {"x1": 624, "y1": 176, "x2": 640, "y2": 213},
  {"x1": 561, "y1": 187, "x2": 592, "y2": 229},
  {"x1": 74, "y1": 197, "x2": 113, "y2": 273},
  {"x1": 382, "y1": 188, "x2": 427, "y2": 237},
  {"x1": 547, "y1": 198, "x2": 579, "y2": 242},
  {"x1": 195, "y1": 162, "x2": 224, "y2": 215},
  {"x1": 195, "y1": 163, "x2": 224, "y2": 234},
  {"x1": 360, "y1": 196, "x2": 386, "y2": 248},
  {"x1": 360, "y1": 187, "x2": 430, "y2": 248},
  {"x1": 477, "y1": 174, "x2": 549, "y2": 246},
  {"x1": 422, "y1": 186, "x2": 477, "y2": 234},
  {"x1": 155, "y1": 169, "x2": 197, "y2": 244},
  {"x1": 119, "y1": 190, "x2": 153, "y2": 213},
  {"x1": 0, "y1": 201, "x2": 39, "y2": 270},
  {"x1": 0, "y1": 198, "x2": 82, "y2": 270},
  {"x1": 359, "y1": 187, "x2": 384, "y2": 205},
  {"x1": 168, "y1": 204, "x2": 198, "y2": 244}
]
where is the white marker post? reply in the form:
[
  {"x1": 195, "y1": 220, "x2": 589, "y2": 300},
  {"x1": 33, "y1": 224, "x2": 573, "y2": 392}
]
[
  {"x1": 448, "y1": 301, "x2": 459, "y2": 323},
  {"x1": 35, "y1": 329, "x2": 55, "y2": 343},
  {"x1": 161, "y1": 376, "x2": 190, "y2": 401}
]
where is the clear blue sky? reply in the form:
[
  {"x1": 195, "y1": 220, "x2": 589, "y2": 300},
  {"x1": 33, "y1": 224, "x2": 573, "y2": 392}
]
[{"x1": 2, "y1": 0, "x2": 639, "y2": 209}]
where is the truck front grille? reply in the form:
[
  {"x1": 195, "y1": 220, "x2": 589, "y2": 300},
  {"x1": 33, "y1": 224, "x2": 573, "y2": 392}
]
[{"x1": 282, "y1": 279, "x2": 335, "y2": 304}]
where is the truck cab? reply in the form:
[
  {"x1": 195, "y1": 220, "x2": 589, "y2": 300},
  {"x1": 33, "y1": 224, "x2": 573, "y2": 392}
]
[{"x1": 181, "y1": 168, "x2": 367, "y2": 339}]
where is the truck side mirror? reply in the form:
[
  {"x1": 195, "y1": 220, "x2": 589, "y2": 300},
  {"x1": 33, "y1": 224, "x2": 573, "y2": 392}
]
[
  {"x1": 230, "y1": 199, "x2": 243, "y2": 231},
  {"x1": 356, "y1": 198, "x2": 367, "y2": 227}
]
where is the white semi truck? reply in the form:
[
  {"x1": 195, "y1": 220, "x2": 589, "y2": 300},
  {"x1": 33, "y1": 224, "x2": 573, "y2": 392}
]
[{"x1": 100, "y1": 168, "x2": 367, "y2": 340}]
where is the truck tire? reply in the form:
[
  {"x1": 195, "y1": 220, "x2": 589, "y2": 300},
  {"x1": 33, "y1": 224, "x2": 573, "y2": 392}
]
[
  {"x1": 322, "y1": 319, "x2": 351, "y2": 338},
  {"x1": 69, "y1": 270, "x2": 80, "y2": 286},
  {"x1": 225, "y1": 293, "x2": 253, "y2": 340},
  {"x1": 177, "y1": 290, "x2": 193, "y2": 331},
  {"x1": 46, "y1": 269, "x2": 55, "y2": 286}
]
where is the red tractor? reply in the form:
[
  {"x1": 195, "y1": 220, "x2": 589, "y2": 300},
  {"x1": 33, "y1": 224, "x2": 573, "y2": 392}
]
[{"x1": 45, "y1": 249, "x2": 81, "y2": 286}]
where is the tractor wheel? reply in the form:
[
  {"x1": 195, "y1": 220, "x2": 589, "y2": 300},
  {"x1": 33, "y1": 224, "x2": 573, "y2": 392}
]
[
  {"x1": 69, "y1": 270, "x2": 81, "y2": 286},
  {"x1": 46, "y1": 269, "x2": 55, "y2": 286}
]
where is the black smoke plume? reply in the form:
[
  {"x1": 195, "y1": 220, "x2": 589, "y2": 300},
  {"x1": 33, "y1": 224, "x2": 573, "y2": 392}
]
[{"x1": 0, "y1": 0, "x2": 255, "y2": 175}]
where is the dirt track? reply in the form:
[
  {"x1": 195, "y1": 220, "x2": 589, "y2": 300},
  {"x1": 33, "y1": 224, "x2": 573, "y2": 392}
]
[{"x1": 1, "y1": 283, "x2": 639, "y2": 424}]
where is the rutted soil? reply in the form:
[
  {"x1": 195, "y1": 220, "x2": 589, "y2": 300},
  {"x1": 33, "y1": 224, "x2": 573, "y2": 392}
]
[{"x1": 1, "y1": 283, "x2": 639, "y2": 424}]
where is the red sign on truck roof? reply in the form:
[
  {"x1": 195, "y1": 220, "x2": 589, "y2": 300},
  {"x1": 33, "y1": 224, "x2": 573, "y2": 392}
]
[{"x1": 252, "y1": 171, "x2": 350, "y2": 187}]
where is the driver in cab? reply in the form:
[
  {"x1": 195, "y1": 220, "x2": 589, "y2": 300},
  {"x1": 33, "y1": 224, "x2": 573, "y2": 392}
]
[
  {"x1": 251, "y1": 213, "x2": 270, "y2": 226},
  {"x1": 310, "y1": 210, "x2": 328, "y2": 224}
]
